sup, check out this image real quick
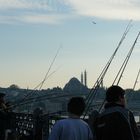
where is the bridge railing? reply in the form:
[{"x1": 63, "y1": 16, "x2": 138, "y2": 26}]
[{"x1": 3, "y1": 109, "x2": 67, "y2": 140}]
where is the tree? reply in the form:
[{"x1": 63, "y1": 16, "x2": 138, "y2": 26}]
[{"x1": 9, "y1": 84, "x2": 20, "y2": 89}]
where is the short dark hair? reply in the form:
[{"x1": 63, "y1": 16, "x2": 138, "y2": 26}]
[
  {"x1": 106, "y1": 85, "x2": 125, "y2": 102},
  {"x1": 68, "y1": 97, "x2": 85, "y2": 116},
  {"x1": 0, "y1": 92, "x2": 5, "y2": 98}
]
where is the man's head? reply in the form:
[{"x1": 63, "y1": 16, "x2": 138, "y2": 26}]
[
  {"x1": 106, "y1": 85, "x2": 125, "y2": 105},
  {"x1": 0, "y1": 92, "x2": 5, "y2": 103},
  {"x1": 68, "y1": 97, "x2": 85, "y2": 116}
]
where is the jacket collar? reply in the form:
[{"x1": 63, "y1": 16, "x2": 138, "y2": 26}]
[{"x1": 104, "y1": 102, "x2": 124, "y2": 109}]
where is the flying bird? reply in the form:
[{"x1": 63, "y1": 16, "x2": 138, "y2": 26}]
[{"x1": 92, "y1": 21, "x2": 96, "y2": 24}]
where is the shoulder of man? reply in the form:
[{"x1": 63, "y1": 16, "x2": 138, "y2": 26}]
[
  {"x1": 100, "y1": 106, "x2": 130, "y2": 121},
  {"x1": 94, "y1": 107, "x2": 136, "y2": 140}
]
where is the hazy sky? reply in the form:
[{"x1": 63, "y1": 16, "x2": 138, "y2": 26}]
[{"x1": 1, "y1": 0, "x2": 140, "y2": 90}]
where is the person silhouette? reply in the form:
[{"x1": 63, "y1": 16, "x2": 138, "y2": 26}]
[
  {"x1": 48, "y1": 97, "x2": 93, "y2": 140},
  {"x1": 95, "y1": 85, "x2": 140, "y2": 140}
]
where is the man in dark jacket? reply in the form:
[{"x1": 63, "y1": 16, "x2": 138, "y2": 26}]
[
  {"x1": 95, "y1": 85, "x2": 140, "y2": 140},
  {"x1": 0, "y1": 92, "x2": 11, "y2": 140}
]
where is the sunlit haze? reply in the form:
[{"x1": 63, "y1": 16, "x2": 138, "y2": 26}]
[{"x1": 0, "y1": 0, "x2": 140, "y2": 90}]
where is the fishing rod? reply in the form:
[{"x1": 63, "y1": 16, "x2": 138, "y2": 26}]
[
  {"x1": 38, "y1": 47, "x2": 61, "y2": 90},
  {"x1": 99, "y1": 32, "x2": 140, "y2": 112},
  {"x1": 11, "y1": 47, "x2": 61, "y2": 109},
  {"x1": 8, "y1": 22, "x2": 131, "y2": 112},
  {"x1": 12, "y1": 92, "x2": 79, "y2": 108},
  {"x1": 9, "y1": 70, "x2": 59, "y2": 109},
  {"x1": 27, "y1": 46, "x2": 61, "y2": 111},
  {"x1": 132, "y1": 69, "x2": 140, "y2": 90},
  {"x1": 126, "y1": 68, "x2": 140, "y2": 104},
  {"x1": 112, "y1": 32, "x2": 140, "y2": 86},
  {"x1": 26, "y1": 47, "x2": 61, "y2": 97},
  {"x1": 85, "y1": 20, "x2": 132, "y2": 103},
  {"x1": 13, "y1": 21, "x2": 132, "y2": 111},
  {"x1": 82, "y1": 20, "x2": 132, "y2": 118}
]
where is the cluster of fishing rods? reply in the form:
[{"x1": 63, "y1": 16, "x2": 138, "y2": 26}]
[
  {"x1": 6, "y1": 47, "x2": 62, "y2": 110},
  {"x1": 6, "y1": 20, "x2": 140, "y2": 117},
  {"x1": 83, "y1": 20, "x2": 140, "y2": 118}
]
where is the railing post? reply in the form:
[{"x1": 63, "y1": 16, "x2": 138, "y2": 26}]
[
  {"x1": 33, "y1": 108, "x2": 43, "y2": 140},
  {"x1": 41, "y1": 113, "x2": 49, "y2": 140}
]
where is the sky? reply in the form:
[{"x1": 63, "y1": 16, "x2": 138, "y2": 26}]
[{"x1": 1, "y1": 0, "x2": 140, "y2": 90}]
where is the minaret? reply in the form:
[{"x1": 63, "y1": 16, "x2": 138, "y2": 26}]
[
  {"x1": 84, "y1": 70, "x2": 87, "y2": 87},
  {"x1": 81, "y1": 72, "x2": 83, "y2": 85}
]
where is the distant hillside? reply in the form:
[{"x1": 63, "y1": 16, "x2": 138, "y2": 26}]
[
  {"x1": 1, "y1": 78, "x2": 140, "y2": 113},
  {"x1": 1, "y1": 78, "x2": 140, "y2": 104}
]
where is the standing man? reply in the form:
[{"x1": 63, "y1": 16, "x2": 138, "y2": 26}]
[
  {"x1": 0, "y1": 92, "x2": 7, "y2": 110},
  {"x1": 0, "y1": 92, "x2": 8, "y2": 140},
  {"x1": 95, "y1": 85, "x2": 140, "y2": 140},
  {"x1": 48, "y1": 97, "x2": 93, "y2": 140}
]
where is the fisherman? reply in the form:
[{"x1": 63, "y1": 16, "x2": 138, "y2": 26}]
[
  {"x1": 95, "y1": 85, "x2": 140, "y2": 140},
  {"x1": 48, "y1": 97, "x2": 93, "y2": 140},
  {"x1": 0, "y1": 92, "x2": 14, "y2": 140},
  {"x1": 0, "y1": 92, "x2": 7, "y2": 110},
  {"x1": 0, "y1": 92, "x2": 8, "y2": 140},
  {"x1": 88, "y1": 110, "x2": 99, "y2": 136}
]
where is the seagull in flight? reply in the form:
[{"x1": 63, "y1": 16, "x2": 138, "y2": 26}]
[{"x1": 92, "y1": 21, "x2": 96, "y2": 24}]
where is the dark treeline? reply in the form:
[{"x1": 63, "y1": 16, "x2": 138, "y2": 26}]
[{"x1": 0, "y1": 77, "x2": 140, "y2": 113}]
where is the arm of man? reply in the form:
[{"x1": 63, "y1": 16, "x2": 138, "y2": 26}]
[{"x1": 129, "y1": 112, "x2": 140, "y2": 140}]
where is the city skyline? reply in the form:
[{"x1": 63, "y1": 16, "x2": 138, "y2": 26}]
[{"x1": 1, "y1": 0, "x2": 140, "y2": 90}]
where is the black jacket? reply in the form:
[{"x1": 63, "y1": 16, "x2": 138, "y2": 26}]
[
  {"x1": 0, "y1": 110, "x2": 11, "y2": 140},
  {"x1": 95, "y1": 103, "x2": 140, "y2": 140}
]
